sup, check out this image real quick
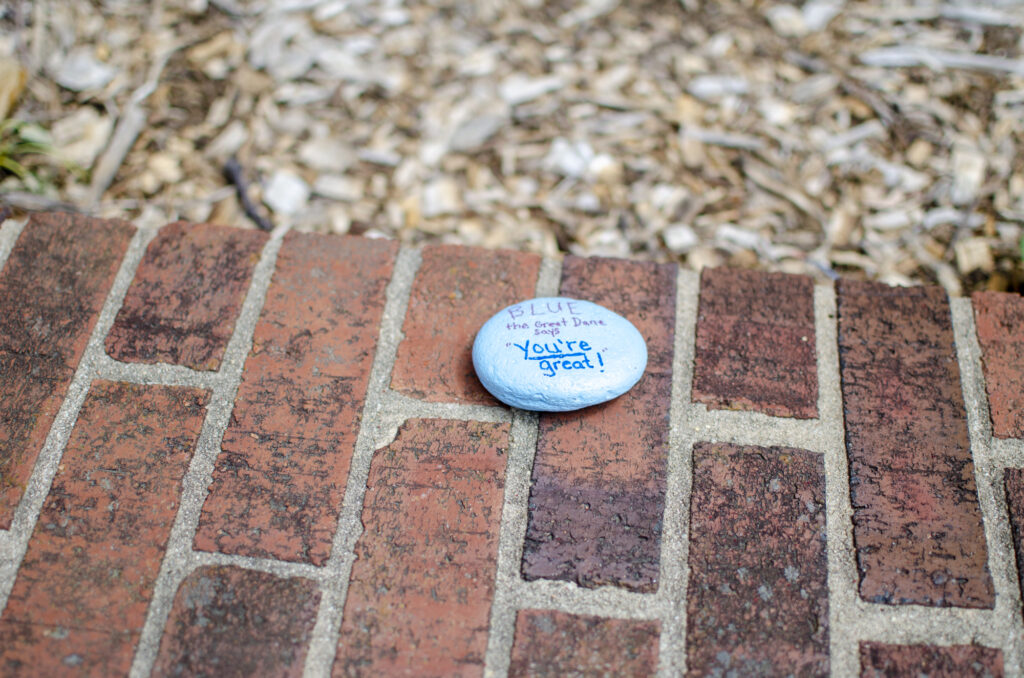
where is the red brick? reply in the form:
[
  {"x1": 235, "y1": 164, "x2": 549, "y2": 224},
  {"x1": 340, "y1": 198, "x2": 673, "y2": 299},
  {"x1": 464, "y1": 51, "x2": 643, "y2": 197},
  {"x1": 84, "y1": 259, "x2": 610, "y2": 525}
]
[
  {"x1": 152, "y1": 565, "x2": 320, "y2": 678},
  {"x1": 860, "y1": 642, "x2": 1004, "y2": 677},
  {"x1": 0, "y1": 213, "x2": 133, "y2": 528},
  {"x1": 334, "y1": 419, "x2": 508, "y2": 678},
  {"x1": 0, "y1": 381, "x2": 209, "y2": 676},
  {"x1": 837, "y1": 280, "x2": 993, "y2": 608},
  {"x1": 686, "y1": 442, "x2": 829, "y2": 677},
  {"x1": 1004, "y1": 468, "x2": 1024, "y2": 607},
  {"x1": 195, "y1": 233, "x2": 397, "y2": 565},
  {"x1": 692, "y1": 267, "x2": 818, "y2": 418},
  {"x1": 391, "y1": 244, "x2": 541, "y2": 404},
  {"x1": 106, "y1": 221, "x2": 267, "y2": 371},
  {"x1": 508, "y1": 610, "x2": 660, "y2": 678},
  {"x1": 521, "y1": 256, "x2": 676, "y2": 592},
  {"x1": 972, "y1": 291, "x2": 1024, "y2": 438}
]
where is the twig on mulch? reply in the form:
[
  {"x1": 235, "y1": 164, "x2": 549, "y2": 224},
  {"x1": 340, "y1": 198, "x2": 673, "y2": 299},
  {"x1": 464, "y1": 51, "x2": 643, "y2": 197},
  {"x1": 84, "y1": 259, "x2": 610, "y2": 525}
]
[
  {"x1": 223, "y1": 157, "x2": 274, "y2": 232},
  {"x1": 86, "y1": 42, "x2": 181, "y2": 207},
  {"x1": 0, "y1": 192, "x2": 79, "y2": 214}
]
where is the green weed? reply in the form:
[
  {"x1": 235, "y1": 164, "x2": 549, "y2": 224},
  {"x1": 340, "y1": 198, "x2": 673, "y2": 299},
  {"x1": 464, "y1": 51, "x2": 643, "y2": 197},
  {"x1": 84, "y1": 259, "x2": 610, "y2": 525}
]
[{"x1": 0, "y1": 118, "x2": 52, "y2": 181}]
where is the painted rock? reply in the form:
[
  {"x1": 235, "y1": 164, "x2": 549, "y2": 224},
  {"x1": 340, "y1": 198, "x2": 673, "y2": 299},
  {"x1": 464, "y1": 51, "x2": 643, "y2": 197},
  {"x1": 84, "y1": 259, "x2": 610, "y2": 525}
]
[{"x1": 472, "y1": 297, "x2": 647, "y2": 411}]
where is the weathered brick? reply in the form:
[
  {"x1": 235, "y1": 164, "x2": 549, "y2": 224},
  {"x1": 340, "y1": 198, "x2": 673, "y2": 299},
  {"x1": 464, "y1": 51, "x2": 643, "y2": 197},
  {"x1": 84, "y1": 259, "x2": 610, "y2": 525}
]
[
  {"x1": 521, "y1": 256, "x2": 676, "y2": 592},
  {"x1": 972, "y1": 291, "x2": 1024, "y2": 439},
  {"x1": 0, "y1": 212, "x2": 133, "y2": 528},
  {"x1": 686, "y1": 442, "x2": 829, "y2": 677},
  {"x1": 508, "y1": 610, "x2": 660, "y2": 678},
  {"x1": 1004, "y1": 468, "x2": 1024, "y2": 607},
  {"x1": 106, "y1": 221, "x2": 267, "y2": 371},
  {"x1": 152, "y1": 565, "x2": 320, "y2": 678},
  {"x1": 0, "y1": 381, "x2": 209, "y2": 676},
  {"x1": 859, "y1": 642, "x2": 1004, "y2": 677},
  {"x1": 837, "y1": 280, "x2": 994, "y2": 608},
  {"x1": 692, "y1": 267, "x2": 818, "y2": 418},
  {"x1": 195, "y1": 233, "x2": 397, "y2": 565},
  {"x1": 392, "y1": 244, "x2": 540, "y2": 404},
  {"x1": 334, "y1": 419, "x2": 508, "y2": 677}
]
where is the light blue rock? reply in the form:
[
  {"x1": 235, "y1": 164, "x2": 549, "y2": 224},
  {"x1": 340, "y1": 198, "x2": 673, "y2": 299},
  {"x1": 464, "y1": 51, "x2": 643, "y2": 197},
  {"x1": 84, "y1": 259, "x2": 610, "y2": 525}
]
[{"x1": 472, "y1": 297, "x2": 647, "y2": 412}]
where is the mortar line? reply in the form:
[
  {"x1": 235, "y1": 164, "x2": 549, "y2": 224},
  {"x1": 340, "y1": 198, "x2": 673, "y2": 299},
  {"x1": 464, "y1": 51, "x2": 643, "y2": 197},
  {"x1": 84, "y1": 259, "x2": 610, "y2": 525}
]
[
  {"x1": 951, "y1": 298, "x2": 1024, "y2": 676},
  {"x1": 512, "y1": 579, "x2": 667, "y2": 618},
  {"x1": 816, "y1": 282, "x2": 861, "y2": 678},
  {"x1": 129, "y1": 224, "x2": 290, "y2": 678},
  {"x1": 535, "y1": 255, "x2": 563, "y2": 297},
  {"x1": 94, "y1": 353, "x2": 221, "y2": 390},
  {"x1": 853, "y1": 602, "x2": 1003, "y2": 638},
  {"x1": 656, "y1": 268, "x2": 699, "y2": 678},
  {"x1": 0, "y1": 223, "x2": 160, "y2": 616},
  {"x1": 191, "y1": 550, "x2": 323, "y2": 582},
  {"x1": 991, "y1": 438, "x2": 1024, "y2": 470},
  {"x1": 682, "y1": 408, "x2": 832, "y2": 454},
  {"x1": 301, "y1": 245, "x2": 422, "y2": 678},
  {"x1": 0, "y1": 216, "x2": 27, "y2": 271},
  {"x1": 382, "y1": 390, "x2": 512, "y2": 423},
  {"x1": 483, "y1": 254, "x2": 560, "y2": 678},
  {"x1": 822, "y1": 575, "x2": 1020, "y2": 647},
  {"x1": 684, "y1": 387, "x2": 836, "y2": 452},
  {"x1": 484, "y1": 409, "x2": 541, "y2": 678}
]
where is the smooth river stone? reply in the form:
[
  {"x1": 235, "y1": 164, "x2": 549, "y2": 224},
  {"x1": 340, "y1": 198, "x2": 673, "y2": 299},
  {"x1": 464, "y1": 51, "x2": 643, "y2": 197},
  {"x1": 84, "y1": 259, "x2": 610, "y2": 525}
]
[{"x1": 472, "y1": 297, "x2": 648, "y2": 412}]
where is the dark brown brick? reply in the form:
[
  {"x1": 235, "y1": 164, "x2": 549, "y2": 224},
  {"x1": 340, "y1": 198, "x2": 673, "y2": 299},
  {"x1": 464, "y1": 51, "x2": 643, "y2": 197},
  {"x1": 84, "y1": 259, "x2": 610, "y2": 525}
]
[
  {"x1": 508, "y1": 610, "x2": 660, "y2": 678},
  {"x1": 0, "y1": 352, "x2": 68, "y2": 502},
  {"x1": 0, "y1": 381, "x2": 209, "y2": 676},
  {"x1": 860, "y1": 642, "x2": 1004, "y2": 677},
  {"x1": 195, "y1": 233, "x2": 397, "y2": 566},
  {"x1": 972, "y1": 291, "x2": 1024, "y2": 439},
  {"x1": 521, "y1": 256, "x2": 676, "y2": 592},
  {"x1": 152, "y1": 565, "x2": 320, "y2": 678},
  {"x1": 1005, "y1": 468, "x2": 1024, "y2": 608},
  {"x1": 334, "y1": 419, "x2": 508, "y2": 678},
  {"x1": 686, "y1": 442, "x2": 829, "y2": 677},
  {"x1": 0, "y1": 212, "x2": 133, "y2": 528},
  {"x1": 838, "y1": 280, "x2": 994, "y2": 608},
  {"x1": 692, "y1": 267, "x2": 818, "y2": 418},
  {"x1": 392, "y1": 244, "x2": 540, "y2": 404},
  {"x1": 106, "y1": 221, "x2": 267, "y2": 371}
]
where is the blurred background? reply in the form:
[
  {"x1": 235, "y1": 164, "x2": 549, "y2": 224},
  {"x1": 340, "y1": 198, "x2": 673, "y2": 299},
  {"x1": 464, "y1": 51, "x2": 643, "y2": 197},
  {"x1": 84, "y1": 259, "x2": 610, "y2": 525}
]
[{"x1": 1, "y1": 0, "x2": 1022, "y2": 295}]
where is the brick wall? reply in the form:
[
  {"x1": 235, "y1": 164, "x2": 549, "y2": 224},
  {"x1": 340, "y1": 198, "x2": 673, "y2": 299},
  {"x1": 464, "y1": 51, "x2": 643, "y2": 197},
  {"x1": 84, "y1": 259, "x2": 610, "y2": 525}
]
[{"x1": 1, "y1": 214, "x2": 1023, "y2": 676}]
